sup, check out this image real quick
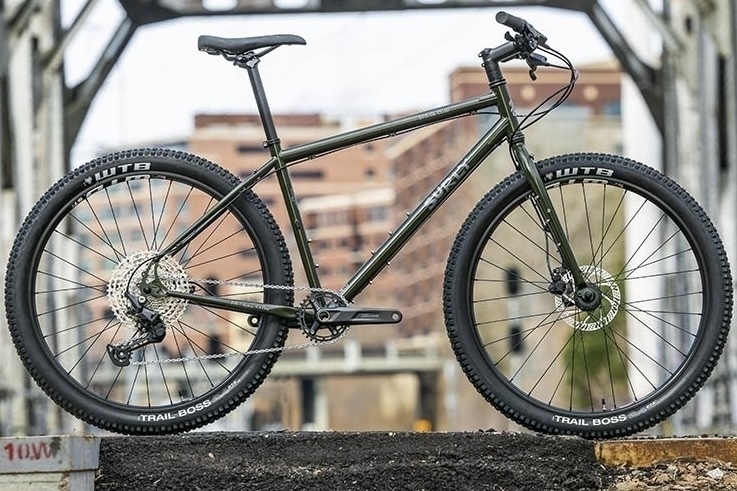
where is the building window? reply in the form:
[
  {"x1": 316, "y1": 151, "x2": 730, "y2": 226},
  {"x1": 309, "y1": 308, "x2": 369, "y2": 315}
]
[
  {"x1": 367, "y1": 206, "x2": 386, "y2": 222},
  {"x1": 291, "y1": 170, "x2": 325, "y2": 180},
  {"x1": 603, "y1": 100, "x2": 621, "y2": 117},
  {"x1": 236, "y1": 144, "x2": 266, "y2": 153}
]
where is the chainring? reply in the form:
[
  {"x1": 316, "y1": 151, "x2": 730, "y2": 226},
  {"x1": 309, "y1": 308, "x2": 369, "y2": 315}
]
[{"x1": 298, "y1": 291, "x2": 349, "y2": 342}]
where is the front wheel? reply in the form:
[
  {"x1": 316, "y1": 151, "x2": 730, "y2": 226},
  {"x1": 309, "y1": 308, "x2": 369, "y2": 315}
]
[
  {"x1": 5, "y1": 148, "x2": 294, "y2": 434},
  {"x1": 444, "y1": 153, "x2": 732, "y2": 438}
]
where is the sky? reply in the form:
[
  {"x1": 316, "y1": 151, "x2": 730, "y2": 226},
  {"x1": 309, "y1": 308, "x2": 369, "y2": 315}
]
[{"x1": 62, "y1": 0, "x2": 631, "y2": 164}]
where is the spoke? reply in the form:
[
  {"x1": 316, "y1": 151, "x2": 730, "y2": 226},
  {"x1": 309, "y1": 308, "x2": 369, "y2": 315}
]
[
  {"x1": 127, "y1": 181, "x2": 151, "y2": 250},
  {"x1": 581, "y1": 183, "x2": 597, "y2": 271},
  {"x1": 159, "y1": 186, "x2": 195, "y2": 247},
  {"x1": 36, "y1": 269, "x2": 107, "y2": 295},
  {"x1": 473, "y1": 289, "x2": 550, "y2": 304},
  {"x1": 530, "y1": 327, "x2": 575, "y2": 403},
  {"x1": 477, "y1": 309, "x2": 560, "y2": 328},
  {"x1": 168, "y1": 322, "x2": 228, "y2": 385},
  {"x1": 185, "y1": 247, "x2": 254, "y2": 271},
  {"x1": 44, "y1": 313, "x2": 113, "y2": 337},
  {"x1": 602, "y1": 328, "x2": 619, "y2": 408},
  {"x1": 503, "y1": 310, "x2": 565, "y2": 386},
  {"x1": 196, "y1": 304, "x2": 259, "y2": 337},
  {"x1": 172, "y1": 320, "x2": 239, "y2": 373},
  {"x1": 180, "y1": 212, "x2": 231, "y2": 268},
  {"x1": 170, "y1": 326, "x2": 197, "y2": 398},
  {"x1": 488, "y1": 238, "x2": 552, "y2": 284},
  {"x1": 177, "y1": 196, "x2": 216, "y2": 267},
  {"x1": 67, "y1": 210, "x2": 124, "y2": 262},
  {"x1": 37, "y1": 292, "x2": 108, "y2": 317},
  {"x1": 104, "y1": 187, "x2": 128, "y2": 258},
  {"x1": 620, "y1": 303, "x2": 697, "y2": 353},
  {"x1": 601, "y1": 327, "x2": 641, "y2": 403},
  {"x1": 40, "y1": 249, "x2": 109, "y2": 287},
  {"x1": 125, "y1": 362, "x2": 143, "y2": 404},
  {"x1": 477, "y1": 257, "x2": 550, "y2": 293},
  {"x1": 618, "y1": 248, "x2": 695, "y2": 281}
]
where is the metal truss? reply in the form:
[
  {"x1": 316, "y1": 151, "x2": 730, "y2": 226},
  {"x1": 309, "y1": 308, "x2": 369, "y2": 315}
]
[{"x1": 57, "y1": 0, "x2": 663, "y2": 151}]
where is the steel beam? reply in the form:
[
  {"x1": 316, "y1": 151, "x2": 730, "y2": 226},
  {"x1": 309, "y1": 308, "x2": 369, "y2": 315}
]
[
  {"x1": 119, "y1": 0, "x2": 595, "y2": 18},
  {"x1": 61, "y1": 0, "x2": 668, "y2": 156},
  {"x1": 583, "y1": 1, "x2": 663, "y2": 132},
  {"x1": 103, "y1": 0, "x2": 662, "y2": 133},
  {"x1": 44, "y1": 0, "x2": 101, "y2": 73},
  {"x1": 64, "y1": 17, "x2": 137, "y2": 153},
  {"x1": 7, "y1": 0, "x2": 40, "y2": 39}
]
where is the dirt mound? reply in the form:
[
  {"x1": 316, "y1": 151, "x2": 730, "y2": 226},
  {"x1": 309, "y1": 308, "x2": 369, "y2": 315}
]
[{"x1": 95, "y1": 431, "x2": 616, "y2": 490}]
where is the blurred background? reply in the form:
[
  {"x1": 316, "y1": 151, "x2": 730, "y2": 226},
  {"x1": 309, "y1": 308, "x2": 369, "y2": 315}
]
[{"x1": 1, "y1": 0, "x2": 735, "y2": 436}]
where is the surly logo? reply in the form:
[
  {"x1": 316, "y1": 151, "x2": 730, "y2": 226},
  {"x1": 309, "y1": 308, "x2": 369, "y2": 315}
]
[
  {"x1": 83, "y1": 162, "x2": 152, "y2": 186},
  {"x1": 423, "y1": 160, "x2": 472, "y2": 211},
  {"x1": 544, "y1": 167, "x2": 614, "y2": 183},
  {"x1": 137, "y1": 400, "x2": 212, "y2": 422}
]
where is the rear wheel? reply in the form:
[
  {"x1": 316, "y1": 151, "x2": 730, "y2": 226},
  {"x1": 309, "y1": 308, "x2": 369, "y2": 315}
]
[
  {"x1": 444, "y1": 153, "x2": 732, "y2": 438},
  {"x1": 5, "y1": 148, "x2": 294, "y2": 434}
]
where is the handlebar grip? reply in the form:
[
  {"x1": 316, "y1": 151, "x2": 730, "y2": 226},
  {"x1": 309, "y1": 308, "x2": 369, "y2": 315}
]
[{"x1": 495, "y1": 11, "x2": 527, "y2": 33}]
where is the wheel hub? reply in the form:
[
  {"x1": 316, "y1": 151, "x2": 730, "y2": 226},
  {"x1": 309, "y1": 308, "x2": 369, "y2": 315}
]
[
  {"x1": 574, "y1": 285, "x2": 602, "y2": 311},
  {"x1": 107, "y1": 251, "x2": 190, "y2": 330},
  {"x1": 553, "y1": 266, "x2": 620, "y2": 331}
]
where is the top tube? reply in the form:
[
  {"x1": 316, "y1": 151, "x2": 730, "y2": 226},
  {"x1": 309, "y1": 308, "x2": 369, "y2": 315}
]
[{"x1": 279, "y1": 92, "x2": 499, "y2": 163}]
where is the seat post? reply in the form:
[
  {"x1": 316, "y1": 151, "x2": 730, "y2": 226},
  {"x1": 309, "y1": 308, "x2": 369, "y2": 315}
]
[{"x1": 241, "y1": 55, "x2": 280, "y2": 153}]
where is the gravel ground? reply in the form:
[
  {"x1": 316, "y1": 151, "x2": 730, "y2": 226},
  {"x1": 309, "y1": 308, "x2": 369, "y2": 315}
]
[
  {"x1": 94, "y1": 431, "x2": 737, "y2": 490},
  {"x1": 608, "y1": 459, "x2": 737, "y2": 490}
]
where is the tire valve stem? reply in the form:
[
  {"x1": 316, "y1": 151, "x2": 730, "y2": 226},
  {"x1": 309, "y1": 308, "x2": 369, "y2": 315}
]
[{"x1": 601, "y1": 398, "x2": 607, "y2": 411}]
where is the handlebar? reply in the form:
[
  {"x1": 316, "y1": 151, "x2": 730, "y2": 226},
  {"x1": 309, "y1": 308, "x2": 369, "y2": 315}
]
[
  {"x1": 495, "y1": 11, "x2": 548, "y2": 48},
  {"x1": 495, "y1": 11, "x2": 527, "y2": 33},
  {"x1": 480, "y1": 11, "x2": 553, "y2": 83}
]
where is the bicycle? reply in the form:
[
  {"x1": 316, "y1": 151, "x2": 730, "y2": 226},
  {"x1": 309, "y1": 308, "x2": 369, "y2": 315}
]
[{"x1": 4, "y1": 11, "x2": 732, "y2": 438}]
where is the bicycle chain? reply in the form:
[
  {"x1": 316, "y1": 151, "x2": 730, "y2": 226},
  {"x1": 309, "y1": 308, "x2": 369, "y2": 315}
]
[{"x1": 130, "y1": 277, "x2": 350, "y2": 366}]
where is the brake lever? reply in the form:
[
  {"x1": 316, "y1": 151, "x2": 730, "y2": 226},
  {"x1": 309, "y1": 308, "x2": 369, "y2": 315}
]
[{"x1": 526, "y1": 53, "x2": 549, "y2": 81}]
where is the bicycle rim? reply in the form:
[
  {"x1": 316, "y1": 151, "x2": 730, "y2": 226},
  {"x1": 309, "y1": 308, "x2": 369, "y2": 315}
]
[
  {"x1": 453, "y1": 157, "x2": 728, "y2": 428},
  {"x1": 23, "y1": 166, "x2": 286, "y2": 418}
]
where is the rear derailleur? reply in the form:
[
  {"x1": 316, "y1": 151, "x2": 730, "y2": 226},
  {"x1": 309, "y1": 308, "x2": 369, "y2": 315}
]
[{"x1": 106, "y1": 292, "x2": 167, "y2": 367}]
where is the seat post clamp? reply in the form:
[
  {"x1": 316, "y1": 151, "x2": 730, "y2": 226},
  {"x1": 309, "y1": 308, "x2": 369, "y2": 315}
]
[{"x1": 234, "y1": 52, "x2": 259, "y2": 69}]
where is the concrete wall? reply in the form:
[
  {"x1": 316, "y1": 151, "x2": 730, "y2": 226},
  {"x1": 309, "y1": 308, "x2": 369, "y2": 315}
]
[{"x1": 1, "y1": 0, "x2": 69, "y2": 436}]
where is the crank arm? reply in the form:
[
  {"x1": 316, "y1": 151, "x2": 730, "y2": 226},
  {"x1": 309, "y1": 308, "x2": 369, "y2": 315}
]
[{"x1": 315, "y1": 307, "x2": 403, "y2": 326}]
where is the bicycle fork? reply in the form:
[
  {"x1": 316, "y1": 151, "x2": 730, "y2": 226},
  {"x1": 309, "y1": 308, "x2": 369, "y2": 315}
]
[{"x1": 509, "y1": 135, "x2": 603, "y2": 312}]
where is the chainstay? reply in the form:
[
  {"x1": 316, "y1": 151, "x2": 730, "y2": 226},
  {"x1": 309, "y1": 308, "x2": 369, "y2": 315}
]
[{"x1": 130, "y1": 278, "x2": 350, "y2": 366}]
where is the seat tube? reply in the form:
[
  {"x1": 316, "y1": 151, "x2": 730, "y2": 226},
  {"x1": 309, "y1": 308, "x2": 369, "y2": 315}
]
[
  {"x1": 242, "y1": 57, "x2": 322, "y2": 289},
  {"x1": 274, "y1": 148, "x2": 322, "y2": 290}
]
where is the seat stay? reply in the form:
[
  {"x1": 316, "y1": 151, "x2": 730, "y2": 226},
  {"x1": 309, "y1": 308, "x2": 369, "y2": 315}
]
[{"x1": 198, "y1": 34, "x2": 306, "y2": 56}]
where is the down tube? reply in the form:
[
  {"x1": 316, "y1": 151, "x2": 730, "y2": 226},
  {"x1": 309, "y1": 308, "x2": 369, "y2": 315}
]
[{"x1": 341, "y1": 118, "x2": 510, "y2": 302}]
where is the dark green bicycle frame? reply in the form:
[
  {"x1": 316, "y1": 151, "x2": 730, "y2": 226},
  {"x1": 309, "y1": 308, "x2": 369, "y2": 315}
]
[{"x1": 160, "y1": 79, "x2": 584, "y2": 321}]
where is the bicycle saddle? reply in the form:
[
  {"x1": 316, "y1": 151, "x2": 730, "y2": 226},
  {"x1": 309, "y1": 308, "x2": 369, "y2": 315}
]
[{"x1": 198, "y1": 34, "x2": 306, "y2": 56}]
